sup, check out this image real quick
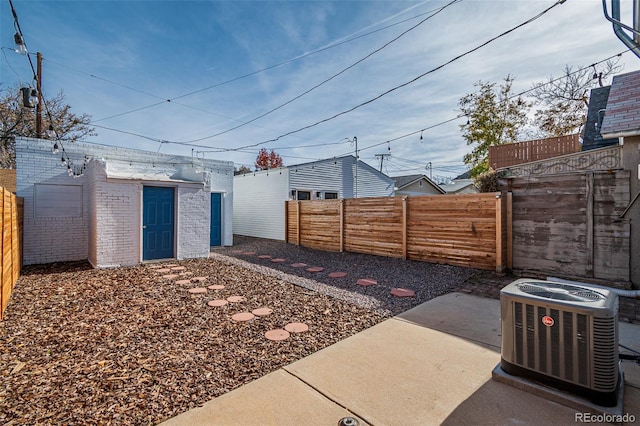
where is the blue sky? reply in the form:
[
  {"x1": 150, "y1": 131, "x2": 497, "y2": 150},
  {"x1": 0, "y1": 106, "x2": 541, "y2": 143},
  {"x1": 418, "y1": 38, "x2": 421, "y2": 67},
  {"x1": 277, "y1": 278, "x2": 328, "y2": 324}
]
[{"x1": 2, "y1": 0, "x2": 640, "y2": 181}]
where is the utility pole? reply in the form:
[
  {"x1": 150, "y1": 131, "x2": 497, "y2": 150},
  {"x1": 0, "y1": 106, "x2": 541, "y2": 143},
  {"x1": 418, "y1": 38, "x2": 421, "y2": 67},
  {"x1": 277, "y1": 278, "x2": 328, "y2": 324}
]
[
  {"x1": 36, "y1": 52, "x2": 43, "y2": 139},
  {"x1": 375, "y1": 153, "x2": 391, "y2": 172},
  {"x1": 347, "y1": 136, "x2": 358, "y2": 198}
]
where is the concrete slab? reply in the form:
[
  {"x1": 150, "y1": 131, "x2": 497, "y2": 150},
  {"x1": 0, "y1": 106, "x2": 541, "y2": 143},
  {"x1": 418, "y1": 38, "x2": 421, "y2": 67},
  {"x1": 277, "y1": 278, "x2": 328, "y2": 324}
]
[
  {"x1": 284, "y1": 318, "x2": 501, "y2": 426},
  {"x1": 396, "y1": 292, "x2": 502, "y2": 350},
  {"x1": 160, "y1": 369, "x2": 366, "y2": 426}
]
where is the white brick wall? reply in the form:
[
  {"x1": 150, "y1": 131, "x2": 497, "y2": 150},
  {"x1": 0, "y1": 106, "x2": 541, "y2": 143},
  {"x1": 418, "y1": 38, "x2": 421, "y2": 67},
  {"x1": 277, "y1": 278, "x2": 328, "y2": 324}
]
[{"x1": 16, "y1": 138, "x2": 234, "y2": 266}]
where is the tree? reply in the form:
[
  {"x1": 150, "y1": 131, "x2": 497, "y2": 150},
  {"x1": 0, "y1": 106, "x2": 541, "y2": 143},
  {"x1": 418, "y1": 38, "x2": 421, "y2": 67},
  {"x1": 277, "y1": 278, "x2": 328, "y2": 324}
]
[
  {"x1": 530, "y1": 60, "x2": 621, "y2": 137},
  {"x1": 458, "y1": 76, "x2": 529, "y2": 177},
  {"x1": 254, "y1": 148, "x2": 283, "y2": 170},
  {"x1": 234, "y1": 165, "x2": 252, "y2": 175},
  {"x1": 0, "y1": 85, "x2": 96, "y2": 168}
]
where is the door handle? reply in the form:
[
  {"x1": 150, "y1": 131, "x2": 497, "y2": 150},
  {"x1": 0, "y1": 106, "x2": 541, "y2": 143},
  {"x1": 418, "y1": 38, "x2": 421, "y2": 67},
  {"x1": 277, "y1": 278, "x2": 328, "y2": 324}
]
[{"x1": 143, "y1": 225, "x2": 147, "y2": 229}]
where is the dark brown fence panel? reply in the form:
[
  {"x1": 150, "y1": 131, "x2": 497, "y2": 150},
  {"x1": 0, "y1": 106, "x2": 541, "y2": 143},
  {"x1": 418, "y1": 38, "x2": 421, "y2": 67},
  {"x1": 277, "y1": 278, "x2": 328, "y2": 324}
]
[
  {"x1": 0, "y1": 188, "x2": 23, "y2": 320},
  {"x1": 489, "y1": 134, "x2": 581, "y2": 170},
  {"x1": 500, "y1": 171, "x2": 630, "y2": 282}
]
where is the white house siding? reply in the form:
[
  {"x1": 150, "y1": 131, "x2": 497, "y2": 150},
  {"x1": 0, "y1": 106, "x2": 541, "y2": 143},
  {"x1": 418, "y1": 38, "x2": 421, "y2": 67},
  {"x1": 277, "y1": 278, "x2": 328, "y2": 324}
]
[
  {"x1": 16, "y1": 137, "x2": 234, "y2": 266},
  {"x1": 233, "y1": 170, "x2": 290, "y2": 240},
  {"x1": 396, "y1": 180, "x2": 442, "y2": 196}
]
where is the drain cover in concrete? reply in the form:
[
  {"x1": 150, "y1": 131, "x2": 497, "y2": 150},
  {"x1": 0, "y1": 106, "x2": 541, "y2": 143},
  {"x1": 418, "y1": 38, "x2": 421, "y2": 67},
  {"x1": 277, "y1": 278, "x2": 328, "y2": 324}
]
[
  {"x1": 390, "y1": 288, "x2": 415, "y2": 297},
  {"x1": 208, "y1": 284, "x2": 225, "y2": 290},
  {"x1": 232, "y1": 312, "x2": 255, "y2": 322},
  {"x1": 265, "y1": 329, "x2": 290, "y2": 341},
  {"x1": 328, "y1": 272, "x2": 347, "y2": 278},
  {"x1": 290, "y1": 263, "x2": 308, "y2": 268},
  {"x1": 252, "y1": 307, "x2": 273, "y2": 316},
  {"x1": 284, "y1": 322, "x2": 309, "y2": 333},
  {"x1": 207, "y1": 299, "x2": 228, "y2": 307},
  {"x1": 188, "y1": 287, "x2": 207, "y2": 294},
  {"x1": 306, "y1": 266, "x2": 324, "y2": 273},
  {"x1": 175, "y1": 279, "x2": 192, "y2": 285},
  {"x1": 356, "y1": 278, "x2": 377, "y2": 287},
  {"x1": 271, "y1": 258, "x2": 287, "y2": 263},
  {"x1": 227, "y1": 295, "x2": 246, "y2": 303}
]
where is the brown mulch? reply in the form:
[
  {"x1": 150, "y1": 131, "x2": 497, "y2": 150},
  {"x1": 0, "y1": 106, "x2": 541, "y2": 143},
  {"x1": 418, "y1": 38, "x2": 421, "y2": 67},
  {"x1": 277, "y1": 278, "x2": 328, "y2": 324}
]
[{"x1": 0, "y1": 258, "x2": 387, "y2": 425}]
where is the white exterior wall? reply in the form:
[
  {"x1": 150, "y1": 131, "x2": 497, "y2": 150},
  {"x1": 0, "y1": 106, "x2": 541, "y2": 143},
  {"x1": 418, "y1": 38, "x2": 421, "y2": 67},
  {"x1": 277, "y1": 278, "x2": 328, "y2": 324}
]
[
  {"x1": 233, "y1": 169, "x2": 289, "y2": 240},
  {"x1": 16, "y1": 137, "x2": 234, "y2": 266}
]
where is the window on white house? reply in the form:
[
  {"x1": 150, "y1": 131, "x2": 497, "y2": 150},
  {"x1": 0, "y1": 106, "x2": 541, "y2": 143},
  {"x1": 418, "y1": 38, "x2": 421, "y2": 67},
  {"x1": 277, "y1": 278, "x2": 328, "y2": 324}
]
[
  {"x1": 324, "y1": 192, "x2": 338, "y2": 199},
  {"x1": 34, "y1": 184, "x2": 82, "y2": 217},
  {"x1": 296, "y1": 191, "x2": 311, "y2": 200}
]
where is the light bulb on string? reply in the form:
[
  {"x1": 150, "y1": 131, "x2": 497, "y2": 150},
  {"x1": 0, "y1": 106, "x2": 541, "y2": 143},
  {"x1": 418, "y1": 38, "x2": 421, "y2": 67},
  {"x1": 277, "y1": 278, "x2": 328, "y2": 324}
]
[
  {"x1": 52, "y1": 143, "x2": 59, "y2": 154},
  {"x1": 61, "y1": 156, "x2": 66, "y2": 166},
  {"x1": 420, "y1": 130, "x2": 424, "y2": 142}
]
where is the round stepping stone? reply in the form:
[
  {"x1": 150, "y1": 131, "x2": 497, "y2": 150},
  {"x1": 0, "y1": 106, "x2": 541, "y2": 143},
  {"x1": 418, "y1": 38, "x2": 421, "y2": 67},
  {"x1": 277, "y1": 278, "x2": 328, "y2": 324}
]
[
  {"x1": 290, "y1": 263, "x2": 307, "y2": 268},
  {"x1": 192, "y1": 276, "x2": 208, "y2": 282},
  {"x1": 390, "y1": 288, "x2": 415, "y2": 297},
  {"x1": 232, "y1": 312, "x2": 255, "y2": 322},
  {"x1": 231, "y1": 250, "x2": 244, "y2": 253},
  {"x1": 180, "y1": 271, "x2": 193, "y2": 276},
  {"x1": 306, "y1": 266, "x2": 324, "y2": 273},
  {"x1": 207, "y1": 284, "x2": 225, "y2": 290},
  {"x1": 243, "y1": 251, "x2": 256, "y2": 255},
  {"x1": 156, "y1": 268, "x2": 171, "y2": 273},
  {"x1": 356, "y1": 278, "x2": 377, "y2": 287},
  {"x1": 164, "y1": 264, "x2": 178, "y2": 267},
  {"x1": 265, "y1": 329, "x2": 290, "y2": 341},
  {"x1": 226, "y1": 295, "x2": 246, "y2": 303},
  {"x1": 162, "y1": 274, "x2": 179, "y2": 280},
  {"x1": 175, "y1": 279, "x2": 192, "y2": 285},
  {"x1": 171, "y1": 266, "x2": 186, "y2": 272},
  {"x1": 271, "y1": 258, "x2": 286, "y2": 263},
  {"x1": 207, "y1": 299, "x2": 228, "y2": 307},
  {"x1": 328, "y1": 271, "x2": 347, "y2": 278},
  {"x1": 252, "y1": 307, "x2": 273, "y2": 316},
  {"x1": 147, "y1": 265, "x2": 162, "y2": 269},
  {"x1": 188, "y1": 287, "x2": 207, "y2": 294},
  {"x1": 284, "y1": 322, "x2": 309, "y2": 333},
  {"x1": 258, "y1": 255, "x2": 272, "y2": 259}
]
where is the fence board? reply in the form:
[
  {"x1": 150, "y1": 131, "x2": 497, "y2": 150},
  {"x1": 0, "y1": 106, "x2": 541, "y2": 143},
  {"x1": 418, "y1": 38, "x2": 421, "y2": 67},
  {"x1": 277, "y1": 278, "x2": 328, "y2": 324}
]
[
  {"x1": 0, "y1": 187, "x2": 23, "y2": 320},
  {"x1": 286, "y1": 192, "x2": 507, "y2": 271}
]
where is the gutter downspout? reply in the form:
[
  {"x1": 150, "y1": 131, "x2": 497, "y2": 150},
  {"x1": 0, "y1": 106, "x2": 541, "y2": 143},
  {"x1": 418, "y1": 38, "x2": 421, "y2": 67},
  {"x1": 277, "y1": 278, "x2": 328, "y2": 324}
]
[{"x1": 603, "y1": 0, "x2": 640, "y2": 58}]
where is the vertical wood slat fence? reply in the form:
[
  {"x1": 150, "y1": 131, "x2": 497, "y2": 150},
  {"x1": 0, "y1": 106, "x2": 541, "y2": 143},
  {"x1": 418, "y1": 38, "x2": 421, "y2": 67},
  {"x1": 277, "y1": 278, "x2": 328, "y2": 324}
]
[
  {"x1": 0, "y1": 187, "x2": 23, "y2": 320},
  {"x1": 285, "y1": 193, "x2": 511, "y2": 271}
]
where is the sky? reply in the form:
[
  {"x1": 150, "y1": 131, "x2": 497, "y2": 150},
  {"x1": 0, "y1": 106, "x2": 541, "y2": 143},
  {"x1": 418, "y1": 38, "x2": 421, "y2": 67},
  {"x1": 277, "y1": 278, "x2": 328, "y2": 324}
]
[{"x1": 2, "y1": 0, "x2": 640, "y2": 182}]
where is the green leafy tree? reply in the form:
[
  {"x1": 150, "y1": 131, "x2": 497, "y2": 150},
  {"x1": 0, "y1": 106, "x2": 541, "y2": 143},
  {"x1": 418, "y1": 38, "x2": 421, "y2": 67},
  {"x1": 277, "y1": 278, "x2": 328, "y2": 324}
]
[
  {"x1": 530, "y1": 60, "x2": 621, "y2": 137},
  {"x1": 458, "y1": 76, "x2": 529, "y2": 177},
  {"x1": 0, "y1": 85, "x2": 96, "y2": 168}
]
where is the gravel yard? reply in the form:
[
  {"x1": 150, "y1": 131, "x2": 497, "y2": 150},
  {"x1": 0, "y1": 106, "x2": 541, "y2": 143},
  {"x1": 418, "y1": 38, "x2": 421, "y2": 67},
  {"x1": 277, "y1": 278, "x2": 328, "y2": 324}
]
[{"x1": 0, "y1": 237, "x2": 484, "y2": 425}]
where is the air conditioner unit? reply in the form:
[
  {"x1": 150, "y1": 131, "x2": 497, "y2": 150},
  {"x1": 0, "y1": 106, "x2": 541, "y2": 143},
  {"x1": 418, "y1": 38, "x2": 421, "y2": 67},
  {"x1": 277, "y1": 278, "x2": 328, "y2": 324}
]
[{"x1": 500, "y1": 278, "x2": 620, "y2": 406}]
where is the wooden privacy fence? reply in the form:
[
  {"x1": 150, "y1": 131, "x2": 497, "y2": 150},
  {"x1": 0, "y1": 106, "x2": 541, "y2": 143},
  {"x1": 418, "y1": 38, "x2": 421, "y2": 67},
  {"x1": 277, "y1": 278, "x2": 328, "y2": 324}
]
[
  {"x1": 0, "y1": 187, "x2": 23, "y2": 320},
  {"x1": 489, "y1": 134, "x2": 581, "y2": 170},
  {"x1": 285, "y1": 193, "x2": 512, "y2": 271}
]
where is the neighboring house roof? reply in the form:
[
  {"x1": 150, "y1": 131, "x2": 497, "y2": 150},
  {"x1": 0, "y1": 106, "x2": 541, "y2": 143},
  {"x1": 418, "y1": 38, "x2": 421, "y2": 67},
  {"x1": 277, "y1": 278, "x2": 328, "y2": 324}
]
[
  {"x1": 440, "y1": 179, "x2": 476, "y2": 193},
  {"x1": 582, "y1": 86, "x2": 619, "y2": 151},
  {"x1": 600, "y1": 70, "x2": 640, "y2": 138},
  {"x1": 392, "y1": 174, "x2": 445, "y2": 194}
]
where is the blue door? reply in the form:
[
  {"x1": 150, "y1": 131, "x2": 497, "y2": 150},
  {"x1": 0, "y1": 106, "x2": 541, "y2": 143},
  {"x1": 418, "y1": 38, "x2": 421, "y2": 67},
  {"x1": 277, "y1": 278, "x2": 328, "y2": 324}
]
[
  {"x1": 143, "y1": 186, "x2": 175, "y2": 260},
  {"x1": 210, "y1": 192, "x2": 222, "y2": 246}
]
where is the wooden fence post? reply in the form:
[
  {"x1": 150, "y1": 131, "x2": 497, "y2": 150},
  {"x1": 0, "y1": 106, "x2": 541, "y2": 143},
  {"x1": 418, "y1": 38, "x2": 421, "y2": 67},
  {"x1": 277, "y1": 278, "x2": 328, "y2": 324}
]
[
  {"x1": 296, "y1": 201, "x2": 301, "y2": 245},
  {"x1": 586, "y1": 172, "x2": 594, "y2": 277},
  {"x1": 339, "y1": 199, "x2": 344, "y2": 252},
  {"x1": 284, "y1": 201, "x2": 289, "y2": 244},
  {"x1": 495, "y1": 192, "x2": 504, "y2": 273},
  {"x1": 0, "y1": 188, "x2": 4, "y2": 319},
  {"x1": 402, "y1": 196, "x2": 408, "y2": 260},
  {"x1": 506, "y1": 191, "x2": 513, "y2": 270}
]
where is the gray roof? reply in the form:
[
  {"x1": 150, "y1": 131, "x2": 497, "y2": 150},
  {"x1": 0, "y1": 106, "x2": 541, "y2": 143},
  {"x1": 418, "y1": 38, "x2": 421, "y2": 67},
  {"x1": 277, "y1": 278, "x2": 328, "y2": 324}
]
[
  {"x1": 600, "y1": 70, "x2": 640, "y2": 138},
  {"x1": 392, "y1": 174, "x2": 445, "y2": 194},
  {"x1": 582, "y1": 86, "x2": 618, "y2": 151}
]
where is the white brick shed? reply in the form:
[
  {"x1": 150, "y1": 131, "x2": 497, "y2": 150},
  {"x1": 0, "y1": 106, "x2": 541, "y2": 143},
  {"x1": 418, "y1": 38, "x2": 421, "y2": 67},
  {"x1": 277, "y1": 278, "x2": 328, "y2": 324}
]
[{"x1": 16, "y1": 137, "x2": 233, "y2": 267}]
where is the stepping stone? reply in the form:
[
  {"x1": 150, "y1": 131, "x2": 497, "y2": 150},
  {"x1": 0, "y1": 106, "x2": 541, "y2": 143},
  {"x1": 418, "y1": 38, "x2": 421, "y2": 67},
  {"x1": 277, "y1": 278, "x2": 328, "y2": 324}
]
[
  {"x1": 306, "y1": 266, "x2": 324, "y2": 273},
  {"x1": 258, "y1": 255, "x2": 272, "y2": 259},
  {"x1": 156, "y1": 269, "x2": 171, "y2": 273},
  {"x1": 271, "y1": 258, "x2": 286, "y2": 263},
  {"x1": 175, "y1": 279, "x2": 192, "y2": 285},
  {"x1": 180, "y1": 271, "x2": 193, "y2": 276},
  {"x1": 207, "y1": 299, "x2": 228, "y2": 307},
  {"x1": 356, "y1": 278, "x2": 377, "y2": 287},
  {"x1": 171, "y1": 266, "x2": 186, "y2": 272},
  {"x1": 390, "y1": 288, "x2": 415, "y2": 298},
  {"x1": 162, "y1": 274, "x2": 179, "y2": 280},
  {"x1": 243, "y1": 251, "x2": 256, "y2": 255},
  {"x1": 226, "y1": 295, "x2": 246, "y2": 303},
  {"x1": 265, "y1": 329, "x2": 290, "y2": 341},
  {"x1": 188, "y1": 287, "x2": 207, "y2": 294},
  {"x1": 231, "y1": 250, "x2": 244, "y2": 253},
  {"x1": 147, "y1": 265, "x2": 162, "y2": 269},
  {"x1": 284, "y1": 322, "x2": 309, "y2": 333},
  {"x1": 290, "y1": 263, "x2": 308, "y2": 268},
  {"x1": 328, "y1": 271, "x2": 347, "y2": 278},
  {"x1": 232, "y1": 312, "x2": 255, "y2": 322},
  {"x1": 192, "y1": 276, "x2": 208, "y2": 282},
  {"x1": 164, "y1": 264, "x2": 178, "y2": 267},
  {"x1": 252, "y1": 307, "x2": 273, "y2": 316},
  {"x1": 207, "y1": 284, "x2": 225, "y2": 290}
]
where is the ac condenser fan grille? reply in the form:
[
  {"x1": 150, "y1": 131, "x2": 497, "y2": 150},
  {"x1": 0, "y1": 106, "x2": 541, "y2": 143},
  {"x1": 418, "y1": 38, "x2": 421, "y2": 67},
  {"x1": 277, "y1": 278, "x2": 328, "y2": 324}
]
[{"x1": 516, "y1": 282, "x2": 605, "y2": 302}]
